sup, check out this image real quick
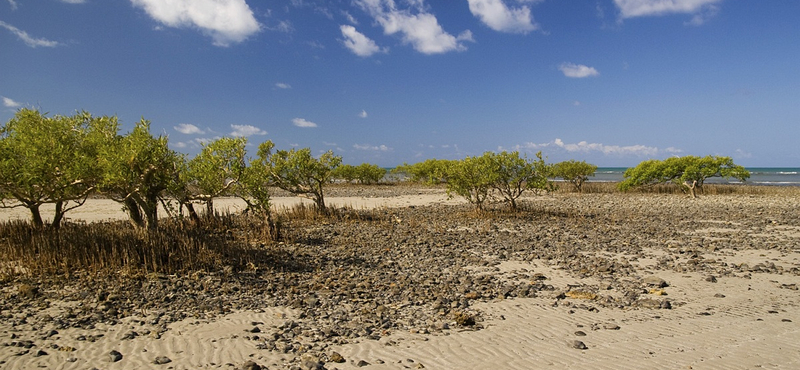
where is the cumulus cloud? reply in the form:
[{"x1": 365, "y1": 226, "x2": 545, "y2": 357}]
[
  {"x1": 292, "y1": 118, "x2": 318, "y2": 128},
  {"x1": 359, "y1": 110, "x2": 368, "y2": 118},
  {"x1": 230, "y1": 124, "x2": 267, "y2": 137},
  {"x1": 0, "y1": 21, "x2": 60, "y2": 47},
  {"x1": 613, "y1": 0, "x2": 722, "y2": 19},
  {"x1": 275, "y1": 82, "x2": 291, "y2": 89},
  {"x1": 353, "y1": 144, "x2": 391, "y2": 152},
  {"x1": 7, "y1": 0, "x2": 18, "y2": 10},
  {"x1": 129, "y1": 0, "x2": 261, "y2": 47},
  {"x1": 2, "y1": 96, "x2": 21, "y2": 108},
  {"x1": 174, "y1": 123, "x2": 205, "y2": 135},
  {"x1": 467, "y1": 0, "x2": 539, "y2": 34},
  {"x1": 355, "y1": 0, "x2": 472, "y2": 54},
  {"x1": 558, "y1": 62, "x2": 599, "y2": 78},
  {"x1": 340, "y1": 25, "x2": 386, "y2": 57},
  {"x1": 512, "y1": 138, "x2": 659, "y2": 157}
]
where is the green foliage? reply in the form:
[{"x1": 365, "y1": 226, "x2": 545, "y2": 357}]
[
  {"x1": 97, "y1": 118, "x2": 179, "y2": 229},
  {"x1": 0, "y1": 109, "x2": 105, "y2": 228},
  {"x1": 332, "y1": 164, "x2": 358, "y2": 183},
  {"x1": 332, "y1": 163, "x2": 385, "y2": 184},
  {"x1": 265, "y1": 143, "x2": 342, "y2": 213},
  {"x1": 551, "y1": 160, "x2": 597, "y2": 193},
  {"x1": 184, "y1": 137, "x2": 248, "y2": 217},
  {"x1": 619, "y1": 155, "x2": 750, "y2": 198},
  {"x1": 393, "y1": 158, "x2": 453, "y2": 184},
  {"x1": 355, "y1": 163, "x2": 386, "y2": 184},
  {"x1": 487, "y1": 151, "x2": 553, "y2": 210},
  {"x1": 232, "y1": 140, "x2": 280, "y2": 239},
  {"x1": 444, "y1": 154, "x2": 495, "y2": 211}
]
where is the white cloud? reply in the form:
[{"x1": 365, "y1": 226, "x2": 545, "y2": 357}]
[
  {"x1": 664, "y1": 146, "x2": 683, "y2": 154},
  {"x1": 2, "y1": 96, "x2": 21, "y2": 108},
  {"x1": 172, "y1": 141, "x2": 187, "y2": 148},
  {"x1": 292, "y1": 118, "x2": 318, "y2": 128},
  {"x1": 572, "y1": 100, "x2": 581, "y2": 106},
  {"x1": 355, "y1": 0, "x2": 472, "y2": 54},
  {"x1": 558, "y1": 62, "x2": 599, "y2": 78},
  {"x1": 275, "y1": 82, "x2": 291, "y2": 89},
  {"x1": 512, "y1": 138, "x2": 659, "y2": 157},
  {"x1": 613, "y1": 0, "x2": 722, "y2": 19},
  {"x1": 354, "y1": 144, "x2": 391, "y2": 151},
  {"x1": 342, "y1": 11, "x2": 358, "y2": 25},
  {"x1": 684, "y1": 4, "x2": 719, "y2": 26},
  {"x1": 59, "y1": 0, "x2": 87, "y2": 3},
  {"x1": 230, "y1": 124, "x2": 267, "y2": 137},
  {"x1": 359, "y1": 110, "x2": 368, "y2": 118},
  {"x1": 467, "y1": 0, "x2": 539, "y2": 34},
  {"x1": 129, "y1": 0, "x2": 261, "y2": 47},
  {"x1": 340, "y1": 25, "x2": 386, "y2": 57},
  {"x1": 7, "y1": 0, "x2": 18, "y2": 10},
  {"x1": 173, "y1": 123, "x2": 204, "y2": 135},
  {"x1": 0, "y1": 21, "x2": 60, "y2": 47}
]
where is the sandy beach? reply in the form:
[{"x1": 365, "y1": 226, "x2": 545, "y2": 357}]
[{"x1": 1, "y1": 186, "x2": 799, "y2": 369}]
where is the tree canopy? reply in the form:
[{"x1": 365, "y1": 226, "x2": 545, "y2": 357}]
[
  {"x1": 0, "y1": 109, "x2": 106, "y2": 228},
  {"x1": 619, "y1": 155, "x2": 750, "y2": 197},
  {"x1": 551, "y1": 160, "x2": 597, "y2": 193}
]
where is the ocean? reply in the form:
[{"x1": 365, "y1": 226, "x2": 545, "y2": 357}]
[{"x1": 593, "y1": 167, "x2": 800, "y2": 186}]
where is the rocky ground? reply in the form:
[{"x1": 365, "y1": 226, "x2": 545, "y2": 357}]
[{"x1": 1, "y1": 186, "x2": 799, "y2": 369}]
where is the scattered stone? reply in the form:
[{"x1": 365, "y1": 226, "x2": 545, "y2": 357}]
[
  {"x1": 330, "y1": 352, "x2": 346, "y2": 363},
  {"x1": 714, "y1": 293, "x2": 726, "y2": 298},
  {"x1": 153, "y1": 356, "x2": 172, "y2": 365},
  {"x1": 241, "y1": 360, "x2": 262, "y2": 370},
  {"x1": 782, "y1": 319, "x2": 792, "y2": 322},
  {"x1": 33, "y1": 349, "x2": 47, "y2": 357},
  {"x1": 705, "y1": 276, "x2": 717, "y2": 283},
  {"x1": 356, "y1": 359, "x2": 370, "y2": 367},
  {"x1": 17, "y1": 284, "x2": 39, "y2": 299},
  {"x1": 603, "y1": 323, "x2": 620, "y2": 330},
  {"x1": 109, "y1": 350, "x2": 123, "y2": 362},
  {"x1": 571, "y1": 340, "x2": 588, "y2": 350},
  {"x1": 574, "y1": 331, "x2": 586, "y2": 336},
  {"x1": 566, "y1": 290, "x2": 597, "y2": 300},
  {"x1": 643, "y1": 277, "x2": 668, "y2": 288}
]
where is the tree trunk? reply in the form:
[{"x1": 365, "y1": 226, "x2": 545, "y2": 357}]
[
  {"x1": 142, "y1": 196, "x2": 159, "y2": 230},
  {"x1": 314, "y1": 192, "x2": 326, "y2": 214},
  {"x1": 205, "y1": 199, "x2": 215, "y2": 218},
  {"x1": 51, "y1": 201, "x2": 65, "y2": 229},
  {"x1": 28, "y1": 204, "x2": 44, "y2": 228},
  {"x1": 124, "y1": 197, "x2": 146, "y2": 228},
  {"x1": 184, "y1": 202, "x2": 201, "y2": 223}
]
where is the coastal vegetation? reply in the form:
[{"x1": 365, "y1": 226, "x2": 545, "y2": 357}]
[
  {"x1": 619, "y1": 155, "x2": 750, "y2": 198},
  {"x1": 551, "y1": 160, "x2": 598, "y2": 193}
]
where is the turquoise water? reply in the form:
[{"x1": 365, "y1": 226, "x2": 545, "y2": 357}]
[{"x1": 593, "y1": 167, "x2": 800, "y2": 186}]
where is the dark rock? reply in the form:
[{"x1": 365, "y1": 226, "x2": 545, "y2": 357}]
[
  {"x1": 571, "y1": 340, "x2": 588, "y2": 350},
  {"x1": 153, "y1": 356, "x2": 172, "y2": 365},
  {"x1": 109, "y1": 350, "x2": 123, "y2": 362},
  {"x1": 241, "y1": 360, "x2": 262, "y2": 370},
  {"x1": 330, "y1": 352, "x2": 346, "y2": 363},
  {"x1": 356, "y1": 360, "x2": 370, "y2": 367},
  {"x1": 574, "y1": 331, "x2": 586, "y2": 336}
]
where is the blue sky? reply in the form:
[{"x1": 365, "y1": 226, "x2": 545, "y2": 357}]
[{"x1": 1, "y1": 0, "x2": 798, "y2": 167}]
